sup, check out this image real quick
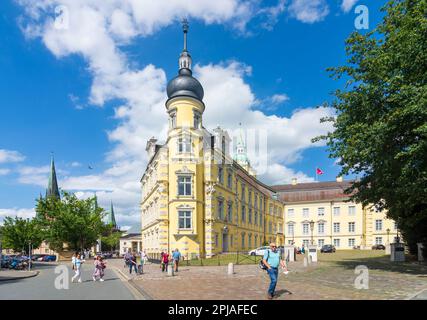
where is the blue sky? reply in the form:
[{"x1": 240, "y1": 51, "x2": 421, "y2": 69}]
[{"x1": 0, "y1": 0, "x2": 386, "y2": 229}]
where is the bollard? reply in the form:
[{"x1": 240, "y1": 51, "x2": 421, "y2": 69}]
[
  {"x1": 227, "y1": 262, "x2": 234, "y2": 275},
  {"x1": 303, "y1": 257, "x2": 308, "y2": 267},
  {"x1": 167, "y1": 263, "x2": 174, "y2": 276}
]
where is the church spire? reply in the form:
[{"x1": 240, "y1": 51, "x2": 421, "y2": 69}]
[
  {"x1": 234, "y1": 123, "x2": 249, "y2": 166},
  {"x1": 179, "y1": 18, "x2": 192, "y2": 70},
  {"x1": 46, "y1": 154, "x2": 60, "y2": 199},
  {"x1": 108, "y1": 200, "x2": 117, "y2": 229}
]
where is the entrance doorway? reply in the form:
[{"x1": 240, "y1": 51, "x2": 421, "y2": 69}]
[{"x1": 222, "y1": 233, "x2": 229, "y2": 252}]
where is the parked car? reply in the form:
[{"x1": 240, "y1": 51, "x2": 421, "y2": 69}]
[
  {"x1": 248, "y1": 246, "x2": 269, "y2": 256},
  {"x1": 42, "y1": 255, "x2": 57, "y2": 262},
  {"x1": 320, "y1": 244, "x2": 336, "y2": 253},
  {"x1": 31, "y1": 254, "x2": 45, "y2": 261},
  {"x1": 372, "y1": 244, "x2": 386, "y2": 250}
]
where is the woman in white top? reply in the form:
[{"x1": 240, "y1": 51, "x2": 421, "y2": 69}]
[{"x1": 71, "y1": 254, "x2": 85, "y2": 283}]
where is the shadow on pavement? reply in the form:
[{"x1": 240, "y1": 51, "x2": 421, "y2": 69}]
[{"x1": 332, "y1": 255, "x2": 427, "y2": 275}]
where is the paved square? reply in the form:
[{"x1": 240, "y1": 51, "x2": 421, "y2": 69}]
[{"x1": 112, "y1": 251, "x2": 427, "y2": 300}]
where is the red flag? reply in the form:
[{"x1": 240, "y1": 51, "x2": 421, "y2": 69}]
[{"x1": 316, "y1": 168, "x2": 324, "y2": 175}]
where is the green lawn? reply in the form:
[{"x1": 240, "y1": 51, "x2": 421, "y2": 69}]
[{"x1": 183, "y1": 253, "x2": 262, "y2": 266}]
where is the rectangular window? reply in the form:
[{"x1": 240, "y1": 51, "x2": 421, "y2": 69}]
[
  {"x1": 318, "y1": 223, "x2": 325, "y2": 234},
  {"x1": 178, "y1": 176, "x2": 191, "y2": 196},
  {"x1": 318, "y1": 239, "x2": 325, "y2": 247},
  {"x1": 170, "y1": 112, "x2": 176, "y2": 128},
  {"x1": 288, "y1": 208, "x2": 295, "y2": 218},
  {"x1": 241, "y1": 184, "x2": 245, "y2": 201},
  {"x1": 248, "y1": 234, "x2": 252, "y2": 248},
  {"x1": 318, "y1": 207, "x2": 325, "y2": 217},
  {"x1": 334, "y1": 239, "x2": 340, "y2": 248},
  {"x1": 278, "y1": 223, "x2": 283, "y2": 234},
  {"x1": 333, "y1": 207, "x2": 340, "y2": 216},
  {"x1": 178, "y1": 137, "x2": 191, "y2": 153},
  {"x1": 227, "y1": 173, "x2": 232, "y2": 189},
  {"x1": 218, "y1": 166, "x2": 224, "y2": 184},
  {"x1": 227, "y1": 202, "x2": 232, "y2": 222},
  {"x1": 217, "y1": 199, "x2": 224, "y2": 220},
  {"x1": 303, "y1": 208, "x2": 309, "y2": 218},
  {"x1": 303, "y1": 239, "x2": 310, "y2": 247},
  {"x1": 241, "y1": 234, "x2": 245, "y2": 248},
  {"x1": 348, "y1": 222, "x2": 355, "y2": 233},
  {"x1": 375, "y1": 237, "x2": 383, "y2": 245},
  {"x1": 248, "y1": 208, "x2": 252, "y2": 223},
  {"x1": 269, "y1": 204, "x2": 273, "y2": 214},
  {"x1": 348, "y1": 206, "x2": 356, "y2": 216},
  {"x1": 248, "y1": 191, "x2": 252, "y2": 206},
  {"x1": 348, "y1": 238, "x2": 355, "y2": 247},
  {"x1": 303, "y1": 223, "x2": 309, "y2": 235},
  {"x1": 288, "y1": 224, "x2": 294, "y2": 236},
  {"x1": 375, "y1": 219, "x2": 383, "y2": 231},
  {"x1": 241, "y1": 205, "x2": 246, "y2": 222},
  {"x1": 178, "y1": 211, "x2": 192, "y2": 229},
  {"x1": 194, "y1": 112, "x2": 201, "y2": 129},
  {"x1": 333, "y1": 222, "x2": 340, "y2": 233},
  {"x1": 269, "y1": 222, "x2": 273, "y2": 234},
  {"x1": 254, "y1": 211, "x2": 258, "y2": 225}
]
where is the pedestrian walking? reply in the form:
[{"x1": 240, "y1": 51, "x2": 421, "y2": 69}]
[
  {"x1": 129, "y1": 251, "x2": 138, "y2": 274},
  {"x1": 71, "y1": 254, "x2": 85, "y2": 283},
  {"x1": 93, "y1": 255, "x2": 106, "y2": 282},
  {"x1": 261, "y1": 242, "x2": 286, "y2": 299},
  {"x1": 71, "y1": 252, "x2": 78, "y2": 271},
  {"x1": 124, "y1": 249, "x2": 132, "y2": 268},
  {"x1": 161, "y1": 251, "x2": 169, "y2": 272},
  {"x1": 172, "y1": 248, "x2": 181, "y2": 272}
]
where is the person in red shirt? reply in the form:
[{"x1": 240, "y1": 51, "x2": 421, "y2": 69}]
[{"x1": 161, "y1": 251, "x2": 169, "y2": 272}]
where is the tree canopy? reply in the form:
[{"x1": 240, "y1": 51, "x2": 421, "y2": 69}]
[
  {"x1": 315, "y1": 0, "x2": 427, "y2": 253},
  {"x1": 1, "y1": 217, "x2": 43, "y2": 254},
  {"x1": 35, "y1": 192, "x2": 108, "y2": 252}
]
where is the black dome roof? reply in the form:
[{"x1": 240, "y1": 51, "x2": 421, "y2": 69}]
[{"x1": 166, "y1": 68, "x2": 204, "y2": 102}]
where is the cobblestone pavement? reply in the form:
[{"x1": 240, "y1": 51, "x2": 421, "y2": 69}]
[{"x1": 109, "y1": 253, "x2": 427, "y2": 300}]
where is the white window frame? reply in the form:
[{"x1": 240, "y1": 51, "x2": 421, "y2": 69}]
[
  {"x1": 178, "y1": 210, "x2": 192, "y2": 229},
  {"x1": 178, "y1": 175, "x2": 192, "y2": 196}
]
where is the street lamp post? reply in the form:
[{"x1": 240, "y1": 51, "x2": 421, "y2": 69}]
[{"x1": 309, "y1": 220, "x2": 315, "y2": 245}]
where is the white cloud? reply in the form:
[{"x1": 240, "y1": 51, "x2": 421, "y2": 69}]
[
  {"x1": 0, "y1": 208, "x2": 36, "y2": 222},
  {"x1": 13, "y1": 1, "x2": 334, "y2": 229},
  {"x1": 70, "y1": 161, "x2": 82, "y2": 167},
  {"x1": 341, "y1": 0, "x2": 359, "y2": 13},
  {"x1": 0, "y1": 168, "x2": 11, "y2": 176},
  {"x1": 0, "y1": 149, "x2": 25, "y2": 164},
  {"x1": 288, "y1": 0, "x2": 329, "y2": 23}
]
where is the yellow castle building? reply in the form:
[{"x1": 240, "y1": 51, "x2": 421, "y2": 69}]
[{"x1": 140, "y1": 22, "x2": 396, "y2": 259}]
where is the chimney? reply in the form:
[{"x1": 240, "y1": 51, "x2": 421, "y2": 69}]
[
  {"x1": 146, "y1": 137, "x2": 157, "y2": 159},
  {"x1": 336, "y1": 176, "x2": 343, "y2": 182},
  {"x1": 291, "y1": 178, "x2": 297, "y2": 185}
]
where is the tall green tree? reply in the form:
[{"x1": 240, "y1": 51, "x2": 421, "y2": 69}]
[
  {"x1": 315, "y1": 0, "x2": 427, "y2": 254},
  {"x1": 36, "y1": 192, "x2": 107, "y2": 252},
  {"x1": 101, "y1": 228, "x2": 123, "y2": 252},
  {"x1": 1, "y1": 217, "x2": 43, "y2": 254}
]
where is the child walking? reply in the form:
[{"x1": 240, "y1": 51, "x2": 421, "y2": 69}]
[{"x1": 93, "y1": 255, "x2": 106, "y2": 282}]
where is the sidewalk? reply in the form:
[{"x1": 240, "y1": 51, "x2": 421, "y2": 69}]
[{"x1": 0, "y1": 269, "x2": 39, "y2": 282}]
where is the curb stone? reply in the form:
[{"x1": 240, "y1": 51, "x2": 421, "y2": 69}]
[{"x1": 0, "y1": 270, "x2": 39, "y2": 282}]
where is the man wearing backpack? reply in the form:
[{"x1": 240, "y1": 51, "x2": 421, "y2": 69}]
[{"x1": 262, "y1": 242, "x2": 286, "y2": 300}]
